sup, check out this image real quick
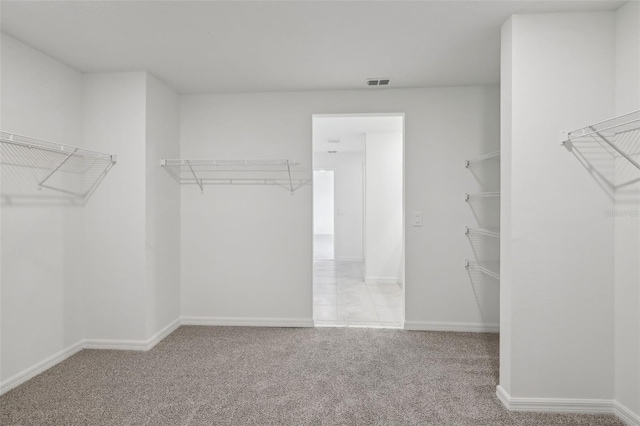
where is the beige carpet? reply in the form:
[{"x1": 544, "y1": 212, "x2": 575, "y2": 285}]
[{"x1": 0, "y1": 326, "x2": 623, "y2": 425}]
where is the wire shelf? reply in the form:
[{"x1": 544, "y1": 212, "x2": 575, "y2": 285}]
[
  {"x1": 465, "y1": 151, "x2": 500, "y2": 168},
  {"x1": 561, "y1": 110, "x2": 640, "y2": 170},
  {"x1": 0, "y1": 131, "x2": 116, "y2": 204},
  {"x1": 465, "y1": 192, "x2": 500, "y2": 201},
  {"x1": 465, "y1": 260, "x2": 500, "y2": 280},
  {"x1": 465, "y1": 226, "x2": 500, "y2": 238},
  {"x1": 161, "y1": 159, "x2": 311, "y2": 193}
]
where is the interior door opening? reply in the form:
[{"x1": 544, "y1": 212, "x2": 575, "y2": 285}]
[
  {"x1": 312, "y1": 113, "x2": 405, "y2": 328},
  {"x1": 313, "y1": 170, "x2": 335, "y2": 261}
]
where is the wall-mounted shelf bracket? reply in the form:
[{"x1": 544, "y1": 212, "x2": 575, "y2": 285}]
[
  {"x1": 465, "y1": 151, "x2": 500, "y2": 168},
  {"x1": 561, "y1": 110, "x2": 640, "y2": 170},
  {"x1": 160, "y1": 159, "x2": 311, "y2": 194},
  {"x1": 465, "y1": 226, "x2": 500, "y2": 238},
  {"x1": 465, "y1": 259, "x2": 500, "y2": 280},
  {"x1": 465, "y1": 192, "x2": 500, "y2": 202}
]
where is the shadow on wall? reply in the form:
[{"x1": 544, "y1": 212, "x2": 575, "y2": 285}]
[
  {"x1": 466, "y1": 268, "x2": 499, "y2": 324},
  {"x1": 466, "y1": 197, "x2": 500, "y2": 230},
  {"x1": 467, "y1": 159, "x2": 500, "y2": 191}
]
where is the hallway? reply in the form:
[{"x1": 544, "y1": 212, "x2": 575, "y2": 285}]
[{"x1": 313, "y1": 260, "x2": 403, "y2": 328}]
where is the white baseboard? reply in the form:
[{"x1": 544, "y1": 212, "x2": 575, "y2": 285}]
[
  {"x1": 496, "y1": 385, "x2": 636, "y2": 423},
  {"x1": 83, "y1": 338, "x2": 149, "y2": 351},
  {"x1": 614, "y1": 401, "x2": 640, "y2": 426},
  {"x1": 0, "y1": 340, "x2": 84, "y2": 396},
  {"x1": 84, "y1": 317, "x2": 181, "y2": 351},
  {"x1": 147, "y1": 317, "x2": 182, "y2": 349},
  {"x1": 181, "y1": 316, "x2": 314, "y2": 328},
  {"x1": 365, "y1": 276, "x2": 402, "y2": 285},
  {"x1": 404, "y1": 320, "x2": 499, "y2": 333}
]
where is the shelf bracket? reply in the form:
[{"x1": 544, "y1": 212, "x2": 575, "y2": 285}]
[
  {"x1": 286, "y1": 160, "x2": 294, "y2": 194},
  {"x1": 37, "y1": 147, "x2": 79, "y2": 190},
  {"x1": 186, "y1": 160, "x2": 204, "y2": 194}
]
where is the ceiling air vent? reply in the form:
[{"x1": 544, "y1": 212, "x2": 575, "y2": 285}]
[{"x1": 367, "y1": 78, "x2": 390, "y2": 86}]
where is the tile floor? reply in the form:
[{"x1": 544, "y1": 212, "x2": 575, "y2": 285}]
[{"x1": 313, "y1": 260, "x2": 403, "y2": 328}]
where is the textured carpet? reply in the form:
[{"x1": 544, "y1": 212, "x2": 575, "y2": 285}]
[{"x1": 0, "y1": 326, "x2": 624, "y2": 425}]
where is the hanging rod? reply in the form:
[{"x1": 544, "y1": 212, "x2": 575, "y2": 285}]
[
  {"x1": 0, "y1": 131, "x2": 117, "y2": 202},
  {"x1": 160, "y1": 159, "x2": 311, "y2": 194},
  {"x1": 465, "y1": 151, "x2": 500, "y2": 168},
  {"x1": 465, "y1": 226, "x2": 500, "y2": 238},
  {"x1": 465, "y1": 192, "x2": 500, "y2": 201},
  {"x1": 465, "y1": 260, "x2": 500, "y2": 280},
  {"x1": 561, "y1": 110, "x2": 640, "y2": 171}
]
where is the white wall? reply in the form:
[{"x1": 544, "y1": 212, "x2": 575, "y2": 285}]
[
  {"x1": 500, "y1": 12, "x2": 616, "y2": 400},
  {"x1": 82, "y1": 72, "x2": 148, "y2": 341},
  {"x1": 312, "y1": 171, "x2": 334, "y2": 235},
  {"x1": 499, "y1": 16, "x2": 514, "y2": 396},
  {"x1": 145, "y1": 74, "x2": 181, "y2": 338},
  {"x1": 0, "y1": 34, "x2": 84, "y2": 382},
  {"x1": 315, "y1": 151, "x2": 364, "y2": 261},
  {"x1": 614, "y1": 0, "x2": 640, "y2": 418},
  {"x1": 365, "y1": 131, "x2": 403, "y2": 284},
  {"x1": 0, "y1": 36, "x2": 181, "y2": 388},
  {"x1": 83, "y1": 72, "x2": 181, "y2": 342},
  {"x1": 180, "y1": 87, "x2": 499, "y2": 328}
]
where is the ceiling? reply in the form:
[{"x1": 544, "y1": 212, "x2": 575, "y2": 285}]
[
  {"x1": 313, "y1": 115, "x2": 403, "y2": 153},
  {"x1": 0, "y1": 0, "x2": 625, "y2": 94}
]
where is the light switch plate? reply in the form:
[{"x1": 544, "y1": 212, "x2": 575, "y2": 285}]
[{"x1": 412, "y1": 211, "x2": 422, "y2": 227}]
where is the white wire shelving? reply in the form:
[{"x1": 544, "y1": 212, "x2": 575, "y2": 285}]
[
  {"x1": 465, "y1": 151, "x2": 500, "y2": 168},
  {"x1": 465, "y1": 260, "x2": 500, "y2": 280},
  {"x1": 465, "y1": 226, "x2": 500, "y2": 239},
  {"x1": 561, "y1": 110, "x2": 640, "y2": 170},
  {"x1": 160, "y1": 159, "x2": 311, "y2": 194},
  {"x1": 465, "y1": 192, "x2": 500, "y2": 202},
  {"x1": 0, "y1": 131, "x2": 116, "y2": 203},
  {"x1": 465, "y1": 148, "x2": 500, "y2": 286}
]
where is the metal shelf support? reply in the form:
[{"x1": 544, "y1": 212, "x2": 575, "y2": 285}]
[
  {"x1": 465, "y1": 151, "x2": 500, "y2": 168},
  {"x1": 465, "y1": 192, "x2": 500, "y2": 202},
  {"x1": 465, "y1": 226, "x2": 500, "y2": 238},
  {"x1": 465, "y1": 259, "x2": 500, "y2": 280}
]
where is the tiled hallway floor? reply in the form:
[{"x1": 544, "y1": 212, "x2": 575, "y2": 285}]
[{"x1": 313, "y1": 260, "x2": 403, "y2": 328}]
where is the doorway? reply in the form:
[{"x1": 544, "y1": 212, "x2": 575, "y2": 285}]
[
  {"x1": 312, "y1": 114, "x2": 404, "y2": 328},
  {"x1": 313, "y1": 170, "x2": 334, "y2": 260}
]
